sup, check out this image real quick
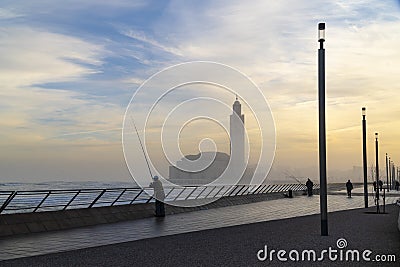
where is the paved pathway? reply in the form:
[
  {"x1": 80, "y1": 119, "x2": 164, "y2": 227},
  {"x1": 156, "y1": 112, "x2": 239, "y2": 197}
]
[
  {"x1": 2, "y1": 204, "x2": 400, "y2": 267},
  {"x1": 0, "y1": 193, "x2": 398, "y2": 261}
]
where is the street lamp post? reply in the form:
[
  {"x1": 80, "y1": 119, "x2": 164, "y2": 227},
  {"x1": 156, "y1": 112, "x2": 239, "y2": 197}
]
[
  {"x1": 389, "y1": 158, "x2": 392, "y2": 190},
  {"x1": 391, "y1": 160, "x2": 393, "y2": 189},
  {"x1": 362, "y1": 107, "x2": 368, "y2": 208},
  {"x1": 392, "y1": 160, "x2": 394, "y2": 190},
  {"x1": 388, "y1": 157, "x2": 391, "y2": 190},
  {"x1": 318, "y1": 22, "x2": 328, "y2": 236},
  {"x1": 375, "y1": 133, "x2": 380, "y2": 213},
  {"x1": 386, "y1": 154, "x2": 389, "y2": 192},
  {"x1": 393, "y1": 163, "x2": 395, "y2": 189},
  {"x1": 392, "y1": 163, "x2": 395, "y2": 190}
]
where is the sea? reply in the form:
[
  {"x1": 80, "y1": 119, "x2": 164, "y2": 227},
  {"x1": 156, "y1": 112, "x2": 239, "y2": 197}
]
[{"x1": 0, "y1": 181, "x2": 138, "y2": 192}]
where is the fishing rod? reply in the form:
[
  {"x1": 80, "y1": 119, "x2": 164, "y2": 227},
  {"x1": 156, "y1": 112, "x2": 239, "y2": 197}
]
[
  {"x1": 283, "y1": 171, "x2": 308, "y2": 195},
  {"x1": 130, "y1": 116, "x2": 153, "y2": 179},
  {"x1": 283, "y1": 170, "x2": 304, "y2": 185}
]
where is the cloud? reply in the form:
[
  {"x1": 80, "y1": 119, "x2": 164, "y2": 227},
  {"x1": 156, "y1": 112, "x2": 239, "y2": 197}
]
[
  {"x1": 0, "y1": 26, "x2": 126, "y2": 147},
  {"x1": 0, "y1": 8, "x2": 23, "y2": 19},
  {"x1": 0, "y1": 26, "x2": 104, "y2": 86},
  {"x1": 142, "y1": 0, "x2": 400, "y2": 175},
  {"x1": 1, "y1": 0, "x2": 400, "y2": 181},
  {"x1": 121, "y1": 28, "x2": 183, "y2": 57}
]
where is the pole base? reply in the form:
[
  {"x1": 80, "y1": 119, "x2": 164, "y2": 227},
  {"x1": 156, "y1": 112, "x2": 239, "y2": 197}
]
[{"x1": 321, "y1": 219, "x2": 328, "y2": 236}]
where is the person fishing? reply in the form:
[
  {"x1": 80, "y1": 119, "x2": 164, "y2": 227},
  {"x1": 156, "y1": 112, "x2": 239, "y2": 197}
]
[
  {"x1": 131, "y1": 117, "x2": 165, "y2": 217},
  {"x1": 305, "y1": 178, "x2": 313, "y2": 196},
  {"x1": 149, "y1": 175, "x2": 165, "y2": 217}
]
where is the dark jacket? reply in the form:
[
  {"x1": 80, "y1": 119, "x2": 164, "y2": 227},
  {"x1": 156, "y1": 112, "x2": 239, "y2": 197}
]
[
  {"x1": 306, "y1": 179, "x2": 313, "y2": 188},
  {"x1": 346, "y1": 181, "x2": 353, "y2": 191}
]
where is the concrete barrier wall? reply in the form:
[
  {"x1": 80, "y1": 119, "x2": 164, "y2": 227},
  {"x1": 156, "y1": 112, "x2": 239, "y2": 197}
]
[{"x1": 0, "y1": 190, "x2": 315, "y2": 237}]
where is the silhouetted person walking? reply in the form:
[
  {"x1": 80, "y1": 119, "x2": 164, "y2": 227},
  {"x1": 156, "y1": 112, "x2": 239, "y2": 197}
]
[
  {"x1": 395, "y1": 181, "x2": 399, "y2": 191},
  {"x1": 378, "y1": 180, "x2": 383, "y2": 191},
  {"x1": 305, "y1": 178, "x2": 313, "y2": 196},
  {"x1": 373, "y1": 181, "x2": 377, "y2": 192},
  {"x1": 149, "y1": 176, "x2": 165, "y2": 217},
  {"x1": 346, "y1": 179, "x2": 353, "y2": 198}
]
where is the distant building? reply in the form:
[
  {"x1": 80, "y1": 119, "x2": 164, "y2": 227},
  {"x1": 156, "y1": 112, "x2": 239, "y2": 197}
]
[
  {"x1": 168, "y1": 152, "x2": 230, "y2": 185},
  {"x1": 230, "y1": 95, "x2": 245, "y2": 172},
  {"x1": 169, "y1": 97, "x2": 247, "y2": 185}
]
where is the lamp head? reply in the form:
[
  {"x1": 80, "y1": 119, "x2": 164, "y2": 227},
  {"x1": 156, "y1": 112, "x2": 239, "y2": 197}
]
[
  {"x1": 362, "y1": 107, "x2": 366, "y2": 116},
  {"x1": 318, "y1": 23, "x2": 325, "y2": 42}
]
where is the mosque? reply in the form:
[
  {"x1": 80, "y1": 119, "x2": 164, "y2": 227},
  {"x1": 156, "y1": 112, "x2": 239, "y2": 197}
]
[{"x1": 168, "y1": 97, "x2": 247, "y2": 185}]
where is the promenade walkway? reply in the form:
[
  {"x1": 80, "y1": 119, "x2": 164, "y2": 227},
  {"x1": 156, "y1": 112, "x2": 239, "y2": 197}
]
[
  {"x1": 0, "y1": 191, "x2": 398, "y2": 263},
  {"x1": 3, "y1": 204, "x2": 397, "y2": 267}
]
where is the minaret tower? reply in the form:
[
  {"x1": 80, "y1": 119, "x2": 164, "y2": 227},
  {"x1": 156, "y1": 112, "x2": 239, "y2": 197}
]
[{"x1": 230, "y1": 96, "x2": 245, "y2": 170}]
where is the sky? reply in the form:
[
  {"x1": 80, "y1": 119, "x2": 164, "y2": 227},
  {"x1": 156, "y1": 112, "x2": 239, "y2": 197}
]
[{"x1": 1, "y1": 0, "x2": 400, "y2": 184}]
